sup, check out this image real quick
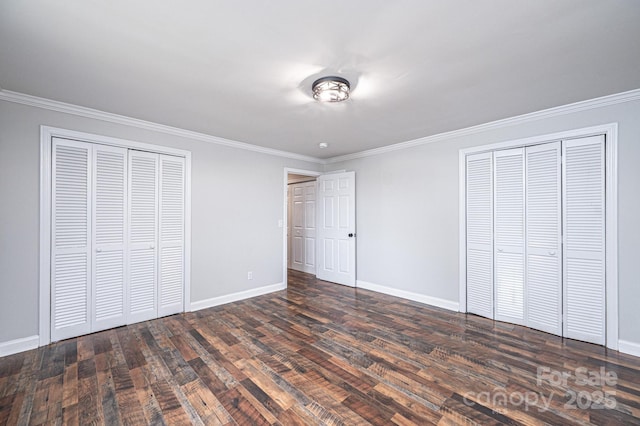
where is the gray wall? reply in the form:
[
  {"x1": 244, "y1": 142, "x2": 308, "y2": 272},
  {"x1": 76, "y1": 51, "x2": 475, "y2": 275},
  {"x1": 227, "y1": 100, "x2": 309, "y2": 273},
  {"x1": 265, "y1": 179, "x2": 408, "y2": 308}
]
[
  {"x1": 2, "y1": 95, "x2": 639, "y2": 349},
  {"x1": 326, "y1": 99, "x2": 640, "y2": 346},
  {"x1": 0, "y1": 99, "x2": 320, "y2": 343}
]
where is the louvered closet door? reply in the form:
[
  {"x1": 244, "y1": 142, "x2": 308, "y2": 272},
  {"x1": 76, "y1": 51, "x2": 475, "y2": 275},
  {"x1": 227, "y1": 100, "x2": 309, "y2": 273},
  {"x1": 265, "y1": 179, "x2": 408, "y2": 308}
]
[
  {"x1": 51, "y1": 138, "x2": 92, "y2": 341},
  {"x1": 128, "y1": 151, "x2": 159, "y2": 323},
  {"x1": 92, "y1": 145, "x2": 128, "y2": 332},
  {"x1": 493, "y1": 148, "x2": 525, "y2": 325},
  {"x1": 465, "y1": 152, "x2": 494, "y2": 318},
  {"x1": 525, "y1": 142, "x2": 562, "y2": 335},
  {"x1": 158, "y1": 155, "x2": 185, "y2": 317},
  {"x1": 563, "y1": 136, "x2": 605, "y2": 345}
]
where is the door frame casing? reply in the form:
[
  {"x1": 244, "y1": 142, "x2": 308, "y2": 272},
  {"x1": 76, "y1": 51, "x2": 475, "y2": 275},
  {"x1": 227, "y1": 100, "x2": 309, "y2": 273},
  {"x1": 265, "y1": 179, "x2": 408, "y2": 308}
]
[
  {"x1": 39, "y1": 126, "x2": 192, "y2": 346},
  {"x1": 458, "y1": 123, "x2": 618, "y2": 349}
]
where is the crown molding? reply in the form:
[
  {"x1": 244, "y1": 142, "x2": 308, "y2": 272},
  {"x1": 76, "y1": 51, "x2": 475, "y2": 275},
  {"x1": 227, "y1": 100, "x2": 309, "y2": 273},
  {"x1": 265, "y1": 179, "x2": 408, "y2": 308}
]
[
  {"x1": 3, "y1": 87, "x2": 639, "y2": 165},
  {"x1": 0, "y1": 90, "x2": 324, "y2": 164},
  {"x1": 325, "y1": 88, "x2": 640, "y2": 163}
]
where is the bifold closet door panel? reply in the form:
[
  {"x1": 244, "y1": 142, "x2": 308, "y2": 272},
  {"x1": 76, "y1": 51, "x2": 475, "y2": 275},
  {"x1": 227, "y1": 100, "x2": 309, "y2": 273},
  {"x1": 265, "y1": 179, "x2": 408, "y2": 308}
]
[
  {"x1": 465, "y1": 152, "x2": 494, "y2": 319},
  {"x1": 158, "y1": 155, "x2": 185, "y2": 317},
  {"x1": 51, "y1": 138, "x2": 92, "y2": 341},
  {"x1": 563, "y1": 136, "x2": 606, "y2": 345},
  {"x1": 128, "y1": 151, "x2": 159, "y2": 323},
  {"x1": 493, "y1": 148, "x2": 525, "y2": 325},
  {"x1": 525, "y1": 142, "x2": 562, "y2": 335},
  {"x1": 92, "y1": 145, "x2": 128, "y2": 332}
]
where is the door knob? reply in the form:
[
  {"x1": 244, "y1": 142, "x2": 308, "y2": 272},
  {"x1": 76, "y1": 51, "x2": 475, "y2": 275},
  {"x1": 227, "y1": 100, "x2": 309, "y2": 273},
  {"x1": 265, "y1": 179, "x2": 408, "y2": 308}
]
[
  {"x1": 549, "y1": 251, "x2": 556, "y2": 256},
  {"x1": 348, "y1": 233, "x2": 356, "y2": 237},
  {"x1": 96, "y1": 248, "x2": 102, "y2": 253}
]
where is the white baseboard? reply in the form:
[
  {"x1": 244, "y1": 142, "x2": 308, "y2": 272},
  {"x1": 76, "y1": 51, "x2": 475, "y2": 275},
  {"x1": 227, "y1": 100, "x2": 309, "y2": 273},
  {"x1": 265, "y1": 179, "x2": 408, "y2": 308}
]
[
  {"x1": 618, "y1": 340, "x2": 640, "y2": 358},
  {"x1": 356, "y1": 280, "x2": 459, "y2": 312},
  {"x1": 0, "y1": 335, "x2": 39, "y2": 357},
  {"x1": 190, "y1": 282, "x2": 286, "y2": 312}
]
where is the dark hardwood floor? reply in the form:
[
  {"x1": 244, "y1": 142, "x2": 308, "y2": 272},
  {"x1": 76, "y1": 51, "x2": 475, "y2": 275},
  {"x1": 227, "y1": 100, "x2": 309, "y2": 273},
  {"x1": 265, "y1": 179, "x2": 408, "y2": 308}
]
[{"x1": 1, "y1": 270, "x2": 639, "y2": 425}]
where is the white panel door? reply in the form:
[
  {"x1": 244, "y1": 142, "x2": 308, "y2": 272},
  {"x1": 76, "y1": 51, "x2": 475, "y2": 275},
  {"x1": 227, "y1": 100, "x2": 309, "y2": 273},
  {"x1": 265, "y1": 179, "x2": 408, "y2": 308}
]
[
  {"x1": 316, "y1": 172, "x2": 356, "y2": 286},
  {"x1": 51, "y1": 138, "x2": 92, "y2": 341},
  {"x1": 493, "y1": 148, "x2": 525, "y2": 325},
  {"x1": 290, "y1": 184, "x2": 305, "y2": 271},
  {"x1": 289, "y1": 181, "x2": 316, "y2": 274},
  {"x1": 92, "y1": 145, "x2": 128, "y2": 332},
  {"x1": 303, "y1": 182, "x2": 316, "y2": 274},
  {"x1": 563, "y1": 136, "x2": 606, "y2": 345},
  {"x1": 158, "y1": 155, "x2": 185, "y2": 317},
  {"x1": 128, "y1": 151, "x2": 159, "y2": 323},
  {"x1": 525, "y1": 142, "x2": 562, "y2": 335},
  {"x1": 465, "y1": 152, "x2": 494, "y2": 318}
]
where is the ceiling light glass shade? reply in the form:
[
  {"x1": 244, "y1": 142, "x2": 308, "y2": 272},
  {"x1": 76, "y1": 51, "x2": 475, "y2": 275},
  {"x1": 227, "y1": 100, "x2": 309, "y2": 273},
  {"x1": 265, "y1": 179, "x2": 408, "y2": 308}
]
[{"x1": 312, "y1": 76, "x2": 350, "y2": 102}]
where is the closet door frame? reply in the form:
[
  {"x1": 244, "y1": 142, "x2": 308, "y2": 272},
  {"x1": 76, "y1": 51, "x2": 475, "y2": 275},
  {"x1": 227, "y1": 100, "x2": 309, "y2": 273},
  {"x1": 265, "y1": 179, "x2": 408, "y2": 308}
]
[
  {"x1": 458, "y1": 123, "x2": 618, "y2": 349},
  {"x1": 39, "y1": 126, "x2": 192, "y2": 346}
]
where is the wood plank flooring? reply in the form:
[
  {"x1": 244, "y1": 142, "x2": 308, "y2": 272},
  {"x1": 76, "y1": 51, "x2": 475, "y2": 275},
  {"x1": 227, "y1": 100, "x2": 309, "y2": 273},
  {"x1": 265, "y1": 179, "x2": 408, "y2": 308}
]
[{"x1": 1, "y1": 269, "x2": 639, "y2": 425}]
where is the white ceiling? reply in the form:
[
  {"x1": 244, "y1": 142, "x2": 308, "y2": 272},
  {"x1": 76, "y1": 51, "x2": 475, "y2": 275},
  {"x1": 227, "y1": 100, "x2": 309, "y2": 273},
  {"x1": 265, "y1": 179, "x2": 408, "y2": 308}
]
[{"x1": 1, "y1": 1, "x2": 639, "y2": 159}]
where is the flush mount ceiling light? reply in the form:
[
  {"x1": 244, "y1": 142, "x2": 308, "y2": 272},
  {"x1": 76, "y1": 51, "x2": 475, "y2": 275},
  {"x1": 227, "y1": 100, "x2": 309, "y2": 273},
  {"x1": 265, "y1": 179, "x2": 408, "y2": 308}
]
[{"x1": 312, "y1": 76, "x2": 350, "y2": 102}]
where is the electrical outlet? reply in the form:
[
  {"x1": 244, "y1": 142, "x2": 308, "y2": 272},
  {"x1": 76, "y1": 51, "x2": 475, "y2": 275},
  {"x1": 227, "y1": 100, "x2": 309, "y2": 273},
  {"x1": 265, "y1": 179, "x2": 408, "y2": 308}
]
[{"x1": 247, "y1": 271, "x2": 253, "y2": 280}]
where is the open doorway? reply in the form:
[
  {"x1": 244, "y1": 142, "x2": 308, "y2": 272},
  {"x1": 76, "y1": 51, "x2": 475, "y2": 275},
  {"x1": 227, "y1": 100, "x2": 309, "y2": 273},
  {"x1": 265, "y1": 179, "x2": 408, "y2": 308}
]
[{"x1": 283, "y1": 168, "x2": 357, "y2": 288}]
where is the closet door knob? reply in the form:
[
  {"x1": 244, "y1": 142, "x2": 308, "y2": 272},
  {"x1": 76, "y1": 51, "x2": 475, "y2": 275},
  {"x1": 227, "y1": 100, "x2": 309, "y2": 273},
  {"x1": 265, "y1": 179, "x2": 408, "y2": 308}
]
[
  {"x1": 549, "y1": 251, "x2": 556, "y2": 256},
  {"x1": 96, "y1": 248, "x2": 102, "y2": 253}
]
